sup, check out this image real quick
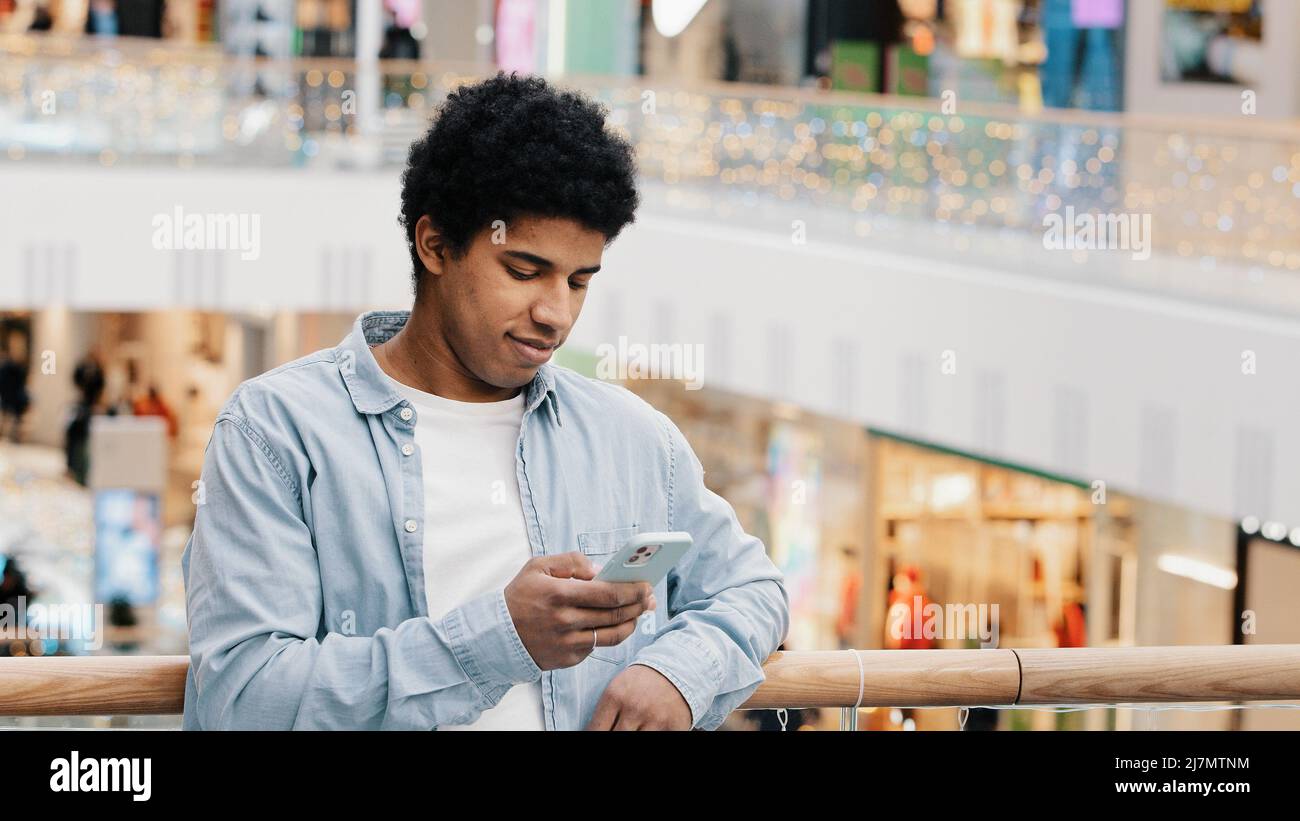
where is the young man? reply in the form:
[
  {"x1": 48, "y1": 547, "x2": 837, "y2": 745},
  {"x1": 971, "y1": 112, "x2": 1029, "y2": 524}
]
[{"x1": 182, "y1": 73, "x2": 789, "y2": 730}]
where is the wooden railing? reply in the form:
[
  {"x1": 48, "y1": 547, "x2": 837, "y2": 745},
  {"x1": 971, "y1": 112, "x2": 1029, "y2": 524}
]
[
  {"x1": 746, "y1": 645, "x2": 1300, "y2": 708},
  {"x1": 1, "y1": 645, "x2": 1298, "y2": 717}
]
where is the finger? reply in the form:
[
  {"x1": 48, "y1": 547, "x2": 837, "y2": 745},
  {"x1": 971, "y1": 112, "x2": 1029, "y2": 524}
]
[
  {"x1": 593, "y1": 619, "x2": 638, "y2": 649},
  {"x1": 565, "y1": 601, "x2": 650, "y2": 629},
  {"x1": 540, "y1": 551, "x2": 597, "y2": 581},
  {"x1": 587, "y1": 694, "x2": 619, "y2": 731},
  {"x1": 612, "y1": 710, "x2": 642, "y2": 731},
  {"x1": 557, "y1": 578, "x2": 652, "y2": 609},
  {"x1": 561, "y1": 619, "x2": 636, "y2": 659}
]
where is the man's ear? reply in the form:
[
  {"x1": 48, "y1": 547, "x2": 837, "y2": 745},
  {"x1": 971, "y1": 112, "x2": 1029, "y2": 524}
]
[{"x1": 414, "y1": 215, "x2": 448, "y2": 277}]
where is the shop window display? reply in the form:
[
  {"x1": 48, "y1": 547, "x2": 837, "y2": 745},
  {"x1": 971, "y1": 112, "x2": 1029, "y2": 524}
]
[
  {"x1": 873, "y1": 435, "x2": 1134, "y2": 646},
  {"x1": 870, "y1": 433, "x2": 1136, "y2": 730}
]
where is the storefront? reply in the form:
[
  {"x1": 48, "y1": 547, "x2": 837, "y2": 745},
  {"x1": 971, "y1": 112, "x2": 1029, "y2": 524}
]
[
  {"x1": 620, "y1": 373, "x2": 1194, "y2": 730},
  {"x1": 1, "y1": 308, "x2": 357, "y2": 521},
  {"x1": 0, "y1": 307, "x2": 359, "y2": 681}
]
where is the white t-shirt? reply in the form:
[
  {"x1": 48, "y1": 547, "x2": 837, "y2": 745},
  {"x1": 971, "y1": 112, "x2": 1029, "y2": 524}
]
[{"x1": 388, "y1": 376, "x2": 545, "y2": 731}]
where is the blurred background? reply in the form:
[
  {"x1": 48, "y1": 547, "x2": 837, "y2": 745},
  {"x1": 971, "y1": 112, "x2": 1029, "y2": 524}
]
[{"x1": 2, "y1": 0, "x2": 1299, "y2": 731}]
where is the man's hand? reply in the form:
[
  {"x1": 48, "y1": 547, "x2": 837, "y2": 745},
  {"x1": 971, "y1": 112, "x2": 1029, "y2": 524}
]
[
  {"x1": 586, "y1": 664, "x2": 694, "y2": 730},
  {"x1": 505, "y1": 552, "x2": 655, "y2": 671}
]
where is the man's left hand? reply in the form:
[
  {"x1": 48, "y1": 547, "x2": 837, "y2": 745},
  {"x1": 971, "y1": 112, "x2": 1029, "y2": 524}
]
[{"x1": 586, "y1": 664, "x2": 694, "y2": 730}]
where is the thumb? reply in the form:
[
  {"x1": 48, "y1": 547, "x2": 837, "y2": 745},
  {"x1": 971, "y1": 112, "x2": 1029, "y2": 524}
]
[{"x1": 541, "y1": 551, "x2": 597, "y2": 581}]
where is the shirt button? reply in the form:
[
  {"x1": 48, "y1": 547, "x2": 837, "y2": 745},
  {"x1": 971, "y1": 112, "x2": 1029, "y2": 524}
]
[
  {"x1": 399, "y1": 407, "x2": 413, "y2": 421},
  {"x1": 404, "y1": 519, "x2": 418, "y2": 533},
  {"x1": 401, "y1": 443, "x2": 414, "y2": 456}
]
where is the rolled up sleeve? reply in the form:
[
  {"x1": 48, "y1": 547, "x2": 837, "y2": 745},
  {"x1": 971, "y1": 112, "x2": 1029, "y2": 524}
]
[
  {"x1": 630, "y1": 412, "x2": 790, "y2": 730},
  {"x1": 441, "y1": 587, "x2": 542, "y2": 700}
]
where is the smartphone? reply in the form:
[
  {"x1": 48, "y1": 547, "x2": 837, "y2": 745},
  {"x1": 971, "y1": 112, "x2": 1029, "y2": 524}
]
[{"x1": 594, "y1": 531, "x2": 693, "y2": 585}]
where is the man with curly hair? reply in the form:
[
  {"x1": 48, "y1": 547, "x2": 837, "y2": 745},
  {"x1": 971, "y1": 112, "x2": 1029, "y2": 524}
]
[{"x1": 182, "y1": 73, "x2": 789, "y2": 731}]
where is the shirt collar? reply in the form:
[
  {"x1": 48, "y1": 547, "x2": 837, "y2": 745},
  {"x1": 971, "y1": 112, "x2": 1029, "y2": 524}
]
[{"x1": 337, "y1": 310, "x2": 561, "y2": 426}]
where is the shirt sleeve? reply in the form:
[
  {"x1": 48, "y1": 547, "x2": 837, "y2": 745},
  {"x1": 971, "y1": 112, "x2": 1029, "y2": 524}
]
[
  {"x1": 183, "y1": 415, "x2": 540, "y2": 730},
  {"x1": 629, "y1": 412, "x2": 791, "y2": 729}
]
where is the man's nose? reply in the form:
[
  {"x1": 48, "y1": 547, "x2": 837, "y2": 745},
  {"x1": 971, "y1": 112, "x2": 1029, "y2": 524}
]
[{"x1": 530, "y1": 281, "x2": 572, "y2": 333}]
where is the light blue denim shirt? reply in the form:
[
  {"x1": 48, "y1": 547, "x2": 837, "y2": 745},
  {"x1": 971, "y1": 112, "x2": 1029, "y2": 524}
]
[{"x1": 182, "y1": 310, "x2": 789, "y2": 729}]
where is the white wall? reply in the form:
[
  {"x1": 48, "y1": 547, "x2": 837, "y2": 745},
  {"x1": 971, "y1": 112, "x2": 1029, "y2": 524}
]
[
  {"x1": 577, "y1": 213, "x2": 1300, "y2": 528},
  {"x1": 0, "y1": 165, "x2": 413, "y2": 312}
]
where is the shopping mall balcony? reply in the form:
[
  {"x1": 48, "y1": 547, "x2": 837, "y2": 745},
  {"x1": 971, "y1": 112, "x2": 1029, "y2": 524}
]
[
  {"x1": 5, "y1": 34, "x2": 1299, "y2": 527},
  {"x1": 3, "y1": 35, "x2": 1300, "y2": 730}
]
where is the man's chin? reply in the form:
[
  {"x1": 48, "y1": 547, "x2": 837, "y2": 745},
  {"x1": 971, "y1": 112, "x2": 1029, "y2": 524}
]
[{"x1": 483, "y1": 364, "x2": 540, "y2": 392}]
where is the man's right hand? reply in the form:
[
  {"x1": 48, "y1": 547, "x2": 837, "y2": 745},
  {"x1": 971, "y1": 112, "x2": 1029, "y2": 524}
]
[{"x1": 504, "y1": 552, "x2": 656, "y2": 670}]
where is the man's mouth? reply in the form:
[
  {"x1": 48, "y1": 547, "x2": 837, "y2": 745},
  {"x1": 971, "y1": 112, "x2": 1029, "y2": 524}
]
[{"x1": 508, "y1": 333, "x2": 558, "y2": 365}]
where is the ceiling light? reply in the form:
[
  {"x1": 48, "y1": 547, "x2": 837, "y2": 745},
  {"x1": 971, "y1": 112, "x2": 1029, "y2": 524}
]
[{"x1": 653, "y1": 0, "x2": 709, "y2": 38}]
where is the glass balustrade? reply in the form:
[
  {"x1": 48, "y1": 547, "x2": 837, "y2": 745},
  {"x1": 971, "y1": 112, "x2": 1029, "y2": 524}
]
[{"x1": 3, "y1": 33, "x2": 1299, "y2": 312}]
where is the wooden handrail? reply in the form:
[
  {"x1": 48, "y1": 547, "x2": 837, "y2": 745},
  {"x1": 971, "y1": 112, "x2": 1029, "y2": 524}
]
[
  {"x1": 748, "y1": 649, "x2": 1020, "y2": 709},
  {"x1": 1, "y1": 645, "x2": 1298, "y2": 716},
  {"x1": 0, "y1": 655, "x2": 188, "y2": 716},
  {"x1": 745, "y1": 645, "x2": 1300, "y2": 708}
]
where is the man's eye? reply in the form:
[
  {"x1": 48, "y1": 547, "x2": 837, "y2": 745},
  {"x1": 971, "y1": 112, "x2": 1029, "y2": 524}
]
[
  {"x1": 569, "y1": 279, "x2": 589, "y2": 291},
  {"x1": 506, "y1": 266, "x2": 537, "y2": 280}
]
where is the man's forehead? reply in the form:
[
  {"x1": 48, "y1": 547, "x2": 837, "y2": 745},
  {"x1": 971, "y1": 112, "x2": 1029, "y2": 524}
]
[
  {"x1": 492, "y1": 218, "x2": 606, "y2": 267},
  {"x1": 501, "y1": 214, "x2": 605, "y2": 241}
]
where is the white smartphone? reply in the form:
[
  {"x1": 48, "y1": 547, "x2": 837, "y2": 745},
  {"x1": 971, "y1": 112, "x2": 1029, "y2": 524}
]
[{"x1": 594, "y1": 531, "x2": 693, "y2": 585}]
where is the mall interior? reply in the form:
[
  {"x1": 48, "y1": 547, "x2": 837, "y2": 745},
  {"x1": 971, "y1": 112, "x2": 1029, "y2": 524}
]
[{"x1": 2, "y1": 0, "x2": 1299, "y2": 731}]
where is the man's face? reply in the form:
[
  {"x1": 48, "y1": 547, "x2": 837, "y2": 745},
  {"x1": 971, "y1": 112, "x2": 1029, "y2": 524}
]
[{"x1": 424, "y1": 215, "x2": 606, "y2": 390}]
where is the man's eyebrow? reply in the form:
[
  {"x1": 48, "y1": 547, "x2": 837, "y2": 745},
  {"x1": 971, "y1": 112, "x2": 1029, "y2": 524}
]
[{"x1": 502, "y1": 249, "x2": 600, "y2": 275}]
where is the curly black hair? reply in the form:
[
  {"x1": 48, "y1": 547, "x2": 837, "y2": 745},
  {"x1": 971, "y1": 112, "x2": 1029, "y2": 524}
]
[{"x1": 398, "y1": 72, "x2": 640, "y2": 289}]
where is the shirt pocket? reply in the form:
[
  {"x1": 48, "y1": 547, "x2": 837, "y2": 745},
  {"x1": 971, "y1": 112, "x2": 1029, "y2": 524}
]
[{"x1": 577, "y1": 524, "x2": 649, "y2": 664}]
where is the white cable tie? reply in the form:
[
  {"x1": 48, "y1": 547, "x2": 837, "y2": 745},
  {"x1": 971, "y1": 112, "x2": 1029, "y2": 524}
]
[{"x1": 850, "y1": 649, "x2": 865, "y2": 711}]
